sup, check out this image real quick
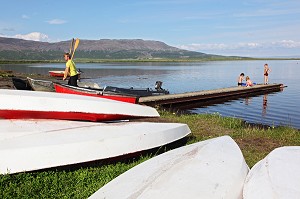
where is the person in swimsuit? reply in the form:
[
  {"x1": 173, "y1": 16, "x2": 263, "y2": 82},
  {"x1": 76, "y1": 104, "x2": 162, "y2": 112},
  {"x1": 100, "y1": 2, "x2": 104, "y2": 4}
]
[
  {"x1": 246, "y1": 76, "x2": 253, "y2": 87},
  {"x1": 237, "y1": 73, "x2": 245, "y2": 86},
  {"x1": 264, "y1": 63, "x2": 271, "y2": 84}
]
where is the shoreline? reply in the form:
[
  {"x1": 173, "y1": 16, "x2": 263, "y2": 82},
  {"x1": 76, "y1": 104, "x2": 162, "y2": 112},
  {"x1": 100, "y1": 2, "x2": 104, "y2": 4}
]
[
  {"x1": 1, "y1": 70, "x2": 298, "y2": 131},
  {"x1": 1, "y1": 70, "x2": 299, "y2": 198}
]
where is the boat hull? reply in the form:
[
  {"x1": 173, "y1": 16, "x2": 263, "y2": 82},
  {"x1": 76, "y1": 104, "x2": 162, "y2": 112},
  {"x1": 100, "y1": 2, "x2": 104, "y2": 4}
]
[
  {"x1": 48, "y1": 71, "x2": 65, "y2": 77},
  {"x1": 0, "y1": 120, "x2": 191, "y2": 174},
  {"x1": 89, "y1": 136, "x2": 249, "y2": 199},
  {"x1": 54, "y1": 83, "x2": 138, "y2": 104},
  {"x1": 12, "y1": 77, "x2": 32, "y2": 90},
  {"x1": 27, "y1": 77, "x2": 55, "y2": 92},
  {"x1": 27, "y1": 77, "x2": 101, "y2": 92},
  {"x1": 243, "y1": 146, "x2": 300, "y2": 199},
  {"x1": 0, "y1": 89, "x2": 159, "y2": 121}
]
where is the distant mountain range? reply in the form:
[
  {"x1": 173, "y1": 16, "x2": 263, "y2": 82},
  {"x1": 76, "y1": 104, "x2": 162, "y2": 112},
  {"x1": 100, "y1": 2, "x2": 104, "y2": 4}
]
[{"x1": 0, "y1": 37, "x2": 235, "y2": 60}]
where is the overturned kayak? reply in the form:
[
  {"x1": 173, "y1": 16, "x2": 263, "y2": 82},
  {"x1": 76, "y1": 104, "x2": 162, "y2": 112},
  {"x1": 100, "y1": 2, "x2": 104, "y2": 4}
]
[
  {"x1": 0, "y1": 89, "x2": 159, "y2": 121},
  {"x1": 243, "y1": 146, "x2": 300, "y2": 199},
  {"x1": 0, "y1": 120, "x2": 191, "y2": 174},
  {"x1": 89, "y1": 136, "x2": 249, "y2": 199}
]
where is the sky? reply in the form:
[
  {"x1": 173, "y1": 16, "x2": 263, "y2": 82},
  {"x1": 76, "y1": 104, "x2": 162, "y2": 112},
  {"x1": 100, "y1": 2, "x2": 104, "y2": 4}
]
[{"x1": 1, "y1": 0, "x2": 300, "y2": 57}]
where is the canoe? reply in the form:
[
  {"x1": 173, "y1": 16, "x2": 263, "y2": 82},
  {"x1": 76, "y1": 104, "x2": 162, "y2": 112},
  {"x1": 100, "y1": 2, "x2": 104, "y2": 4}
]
[
  {"x1": 12, "y1": 77, "x2": 33, "y2": 90},
  {"x1": 27, "y1": 77, "x2": 56, "y2": 92},
  {"x1": 0, "y1": 89, "x2": 159, "y2": 121},
  {"x1": 49, "y1": 70, "x2": 82, "y2": 78},
  {"x1": 48, "y1": 70, "x2": 65, "y2": 77},
  {"x1": 54, "y1": 83, "x2": 138, "y2": 104},
  {"x1": 54, "y1": 81, "x2": 168, "y2": 102},
  {"x1": 0, "y1": 120, "x2": 191, "y2": 174},
  {"x1": 89, "y1": 135, "x2": 249, "y2": 199},
  {"x1": 27, "y1": 77, "x2": 101, "y2": 92},
  {"x1": 104, "y1": 81, "x2": 169, "y2": 97},
  {"x1": 243, "y1": 146, "x2": 300, "y2": 199}
]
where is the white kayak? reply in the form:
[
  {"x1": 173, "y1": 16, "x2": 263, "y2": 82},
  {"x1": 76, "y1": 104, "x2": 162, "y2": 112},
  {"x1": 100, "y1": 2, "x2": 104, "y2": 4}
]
[
  {"x1": 0, "y1": 119, "x2": 191, "y2": 174},
  {"x1": 0, "y1": 89, "x2": 159, "y2": 121},
  {"x1": 243, "y1": 146, "x2": 300, "y2": 199},
  {"x1": 89, "y1": 135, "x2": 249, "y2": 199}
]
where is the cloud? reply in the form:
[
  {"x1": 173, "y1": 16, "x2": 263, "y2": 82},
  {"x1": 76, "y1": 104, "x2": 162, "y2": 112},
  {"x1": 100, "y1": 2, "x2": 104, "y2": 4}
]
[
  {"x1": 178, "y1": 40, "x2": 300, "y2": 51},
  {"x1": 177, "y1": 40, "x2": 300, "y2": 57},
  {"x1": 22, "y1": 15, "x2": 30, "y2": 19},
  {"x1": 14, "y1": 32, "x2": 49, "y2": 41},
  {"x1": 47, "y1": 19, "x2": 67, "y2": 25}
]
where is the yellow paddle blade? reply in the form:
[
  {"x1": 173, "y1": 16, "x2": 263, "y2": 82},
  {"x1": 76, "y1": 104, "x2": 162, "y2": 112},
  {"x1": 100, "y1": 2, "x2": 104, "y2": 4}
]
[
  {"x1": 74, "y1": 38, "x2": 80, "y2": 50},
  {"x1": 71, "y1": 38, "x2": 80, "y2": 60}
]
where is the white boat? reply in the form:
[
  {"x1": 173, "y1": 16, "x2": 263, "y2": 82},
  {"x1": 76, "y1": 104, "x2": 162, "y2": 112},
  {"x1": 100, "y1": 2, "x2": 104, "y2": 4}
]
[
  {"x1": 89, "y1": 136, "x2": 249, "y2": 199},
  {"x1": 0, "y1": 120, "x2": 191, "y2": 174},
  {"x1": 0, "y1": 89, "x2": 159, "y2": 121},
  {"x1": 243, "y1": 146, "x2": 300, "y2": 199}
]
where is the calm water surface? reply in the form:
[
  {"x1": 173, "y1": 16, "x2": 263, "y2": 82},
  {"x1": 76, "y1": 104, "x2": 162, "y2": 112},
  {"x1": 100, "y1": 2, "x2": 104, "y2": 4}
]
[{"x1": 1, "y1": 60, "x2": 299, "y2": 129}]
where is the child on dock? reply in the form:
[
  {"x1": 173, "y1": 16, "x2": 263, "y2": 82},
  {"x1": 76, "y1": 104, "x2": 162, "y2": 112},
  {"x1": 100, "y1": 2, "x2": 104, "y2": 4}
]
[
  {"x1": 237, "y1": 73, "x2": 245, "y2": 86},
  {"x1": 246, "y1": 76, "x2": 253, "y2": 87}
]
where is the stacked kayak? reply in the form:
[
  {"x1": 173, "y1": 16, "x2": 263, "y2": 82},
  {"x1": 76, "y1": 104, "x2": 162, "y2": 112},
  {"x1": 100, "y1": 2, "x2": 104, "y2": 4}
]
[
  {"x1": 0, "y1": 120, "x2": 191, "y2": 174},
  {"x1": 0, "y1": 89, "x2": 159, "y2": 122},
  {"x1": 89, "y1": 136, "x2": 249, "y2": 199},
  {"x1": 243, "y1": 146, "x2": 300, "y2": 199}
]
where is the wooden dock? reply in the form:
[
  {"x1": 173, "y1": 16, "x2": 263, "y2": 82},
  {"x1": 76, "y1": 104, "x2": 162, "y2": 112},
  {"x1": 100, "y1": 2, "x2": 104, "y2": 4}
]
[{"x1": 139, "y1": 84, "x2": 284, "y2": 108}]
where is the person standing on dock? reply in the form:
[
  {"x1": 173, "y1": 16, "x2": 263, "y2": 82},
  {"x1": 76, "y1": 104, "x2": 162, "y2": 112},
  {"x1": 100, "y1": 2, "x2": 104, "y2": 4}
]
[
  {"x1": 264, "y1": 63, "x2": 271, "y2": 84},
  {"x1": 237, "y1": 73, "x2": 245, "y2": 86},
  {"x1": 63, "y1": 53, "x2": 78, "y2": 87}
]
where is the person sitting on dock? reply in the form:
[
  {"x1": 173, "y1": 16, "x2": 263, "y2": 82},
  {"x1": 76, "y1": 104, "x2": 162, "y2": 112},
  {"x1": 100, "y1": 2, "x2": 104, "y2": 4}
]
[
  {"x1": 237, "y1": 73, "x2": 245, "y2": 86},
  {"x1": 63, "y1": 53, "x2": 78, "y2": 87},
  {"x1": 245, "y1": 76, "x2": 253, "y2": 87}
]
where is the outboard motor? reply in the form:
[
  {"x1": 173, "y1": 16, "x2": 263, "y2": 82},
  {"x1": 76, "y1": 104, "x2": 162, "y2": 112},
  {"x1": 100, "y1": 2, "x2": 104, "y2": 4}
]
[{"x1": 155, "y1": 81, "x2": 163, "y2": 91}]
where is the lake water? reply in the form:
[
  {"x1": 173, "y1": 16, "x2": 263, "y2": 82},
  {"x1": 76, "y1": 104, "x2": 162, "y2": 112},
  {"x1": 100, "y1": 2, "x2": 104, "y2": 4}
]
[{"x1": 1, "y1": 60, "x2": 299, "y2": 129}]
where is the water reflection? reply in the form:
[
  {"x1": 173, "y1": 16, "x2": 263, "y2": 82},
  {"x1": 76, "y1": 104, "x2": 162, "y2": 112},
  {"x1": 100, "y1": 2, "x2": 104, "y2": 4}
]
[
  {"x1": 245, "y1": 97, "x2": 252, "y2": 105},
  {"x1": 262, "y1": 94, "x2": 268, "y2": 116}
]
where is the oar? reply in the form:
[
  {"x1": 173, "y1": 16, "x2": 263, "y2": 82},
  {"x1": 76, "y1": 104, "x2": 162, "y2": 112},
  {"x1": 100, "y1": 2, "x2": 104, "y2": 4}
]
[
  {"x1": 69, "y1": 38, "x2": 75, "y2": 54},
  {"x1": 71, "y1": 38, "x2": 80, "y2": 60}
]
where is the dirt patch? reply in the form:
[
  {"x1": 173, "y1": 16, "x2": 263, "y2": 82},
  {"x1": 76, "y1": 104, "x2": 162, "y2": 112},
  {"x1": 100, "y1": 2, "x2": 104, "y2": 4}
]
[
  {"x1": 236, "y1": 137, "x2": 282, "y2": 153},
  {"x1": 130, "y1": 117, "x2": 175, "y2": 123}
]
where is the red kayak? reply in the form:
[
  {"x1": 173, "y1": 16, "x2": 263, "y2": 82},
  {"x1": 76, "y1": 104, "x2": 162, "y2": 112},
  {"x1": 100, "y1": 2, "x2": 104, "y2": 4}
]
[
  {"x1": 49, "y1": 71, "x2": 66, "y2": 77},
  {"x1": 53, "y1": 83, "x2": 138, "y2": 104}
]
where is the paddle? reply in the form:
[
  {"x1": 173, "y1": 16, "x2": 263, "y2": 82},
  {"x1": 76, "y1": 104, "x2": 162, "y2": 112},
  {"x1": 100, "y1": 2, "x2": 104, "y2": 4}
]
[
  {"x1": 71, "y1": 38, "x2": 80, "y2": 60},
  {"x1": 69, "y1": 38, "x2": 75, "y2": 54}
]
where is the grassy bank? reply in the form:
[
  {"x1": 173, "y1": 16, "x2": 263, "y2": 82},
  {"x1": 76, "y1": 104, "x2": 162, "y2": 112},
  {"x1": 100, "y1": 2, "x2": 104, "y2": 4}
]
[{"x1": 0, "y1": 111, "x2": 299, "y2": 198}]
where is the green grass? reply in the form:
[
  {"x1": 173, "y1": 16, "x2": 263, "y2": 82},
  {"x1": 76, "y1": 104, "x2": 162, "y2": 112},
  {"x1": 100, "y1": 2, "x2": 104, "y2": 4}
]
[{"x1": 0, "y1": 111, "x2": 299, "y2": 198}]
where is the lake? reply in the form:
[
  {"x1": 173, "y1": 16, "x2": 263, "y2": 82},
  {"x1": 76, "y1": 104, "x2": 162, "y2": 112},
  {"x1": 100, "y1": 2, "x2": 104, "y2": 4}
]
[{"x1": 1, "y1": 60, "x2": 299, "y2": 129}]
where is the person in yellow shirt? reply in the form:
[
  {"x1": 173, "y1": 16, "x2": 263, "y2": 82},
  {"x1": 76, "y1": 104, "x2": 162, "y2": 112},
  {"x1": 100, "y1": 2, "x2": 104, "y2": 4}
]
[{"x1": 63, "y1": 53, "x2": 78, "y2": 86}]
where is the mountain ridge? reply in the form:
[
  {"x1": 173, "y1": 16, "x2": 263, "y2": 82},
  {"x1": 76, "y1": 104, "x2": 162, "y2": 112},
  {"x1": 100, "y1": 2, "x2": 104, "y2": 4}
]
[{"x1": 0, "y1": 37, "x2": 225, "y2": 60}]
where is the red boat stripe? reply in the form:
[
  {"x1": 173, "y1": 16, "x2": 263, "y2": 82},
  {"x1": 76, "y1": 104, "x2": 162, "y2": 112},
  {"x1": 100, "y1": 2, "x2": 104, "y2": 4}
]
[{"x1": 0, "y1": 110, "x2": 139, "y2": 122}]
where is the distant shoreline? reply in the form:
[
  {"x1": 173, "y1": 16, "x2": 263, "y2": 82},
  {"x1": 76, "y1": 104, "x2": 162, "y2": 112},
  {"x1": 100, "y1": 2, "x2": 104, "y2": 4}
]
[{"x1": 1, "y1": 57, "x2": 300, "y2": 64}]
